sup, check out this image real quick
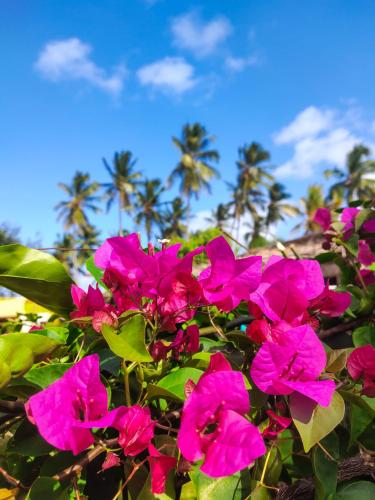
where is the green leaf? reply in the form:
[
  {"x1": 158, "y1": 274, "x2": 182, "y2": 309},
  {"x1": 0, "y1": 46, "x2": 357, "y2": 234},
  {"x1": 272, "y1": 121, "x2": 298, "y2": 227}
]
[
  {"x1": 85, "y1": 255, "x2": 108, "y2": 290},
  {"x1": 350, "y1": 401, "x2": 374, "y2": 444},
  {"x1": 341, "y1": 235, "x2": 359, "y2": 257},
  {"x1": 147, "y1": 383, "x2": 184, "y2": 403},
  {"x1": 340, "y1": 390, "x2": 375, "y2": 417},
  {"x1": 157, "y1": 367, "x2": 203, "y2": 401},
  {"x1": 102, "y1": 315, "x2": 152, "y2": 362},
  {"x1": 0, "y1": 333, "x2": 62, "y2": 388},
  {"x1": 24, "y1": 363, "x2": 73, "y2": 388},
  {"x1": 335, "y1": 481, "x2": 375, "y2": 499},
  {"x1": 325, "y1": 348, "x2": 350, "y2": 373},
  {"x1": 315, "y1": 252, "x2": 337, "y2": 264},
  {"x1": 355, "y1": 208, "x2": 373, "y2": 231},
  {"x1": 291, "y1": 392, "x2": 345, "y2": 452},
  {"x1": 312, "y1": 432, "x2": 339, "y2": 500},
  {"x1": 26, "y1": 477, "x2": 69, "y2": 500},
  {"x1": 33, "y1": 326, "x2": 69, "y2": 343},
  {"x1": 0, "y1": 244, "x2": 74, "y2": 317},
  {"x1": 180, "y1": 481, "x2": 197, "y2": 500},
  {"x1": 190, "y1": 468, "x2": 246, "y2": 500},
  {"x1": 352, "y1": 326, "x2": 375, "y2": 347},
  {"x1": 7, "y1": 419, "x2": 54, "y2": 456}
]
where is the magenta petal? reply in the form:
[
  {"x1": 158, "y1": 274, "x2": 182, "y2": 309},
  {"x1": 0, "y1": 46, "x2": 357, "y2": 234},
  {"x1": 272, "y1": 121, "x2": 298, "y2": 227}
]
[
  {"x1": 358, "y1": 240, "x2": 375, "y2": 266},
  {"x1": 347, "y1": 345, "x2": 375, "y2": 380},
  {"x1": 201, "y1": 410, "x2": 266, "y2": 477},
  {"x1": 204, "y1": 352, "x2": 232, "y2": 377},
  {"x1": 148, "y1": 444, "x2": 177, "y2": 494},
  {"x1": 178, "y1": 371, "x2": 250, "y2": 463},
  {"x1": 313, "y1": 208, "x2": 332, "y2": 231},
  {"x1": 363, "y1": 218, "x2": 375, "y2": 233},
  {"x1": 114, "y1": 406, "x2": 155, "y2": 456},
  {"x1": 26, "y1": 354, "x2": 108, "y2": 454},
  {"x1": 200, "y1": 236, "x2": 235, "y2": 286},
  {"x1": 250, "y1": 341, "x2": 293, "y2": 395},
  {"x1": 281, "y1": 379, "x2": 335, "y2": 407}
]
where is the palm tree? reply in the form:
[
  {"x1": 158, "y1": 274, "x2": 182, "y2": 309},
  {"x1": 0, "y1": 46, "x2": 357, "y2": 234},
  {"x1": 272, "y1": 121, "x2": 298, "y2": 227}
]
[
  {"x1": 265, "y1": 182, "x2": 300, "y2": 229},
  {"x1": 244, "y1": 216, "x2": 267, "y2": 248},
  {"x1": 102, "y1": 151, "x2": 142, "y2": 236},
  {"x1": 169, "y1": 123, "x2": 220, "y2": 231},
  {"x1": 229, "y1": 142, "x2": 274, "y2": 238},
  {"x1": 163, "y1": 198, "x2": 188, "y2": 239},
  {"x1": 135, "y1": 178, "x2": 164, "y2": 241},
  {"x1": 206, "y1": 203, "x2": 230, "y2": 230},
  {"x1": 293, "y1": 184, "x2": 325, "y2": 234},
  {"x1": 55, "y1": 172, "x2": 100, "y2": 233},
  {"x1": 325, "y1": 144, "x2": 375, "y2": 203}
]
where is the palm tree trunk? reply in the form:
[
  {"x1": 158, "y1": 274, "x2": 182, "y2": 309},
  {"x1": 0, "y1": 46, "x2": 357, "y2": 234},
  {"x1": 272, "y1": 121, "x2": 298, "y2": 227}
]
[
  {"x1": 186, "y1": 195, "x2": 191, "y2": 236},
  {"x1": 118, "y1": 191, "x2": 123, "y2": 236}
]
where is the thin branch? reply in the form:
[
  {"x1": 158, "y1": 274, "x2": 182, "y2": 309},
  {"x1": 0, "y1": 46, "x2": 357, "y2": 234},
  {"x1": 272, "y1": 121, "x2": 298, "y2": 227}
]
[
  {"x1": 0, "y1": 466, "x2": 26, "y2": 489},
  {"x1": 319, "y1": 315, "x2": 373, "y2": 340},
  {"x1": 276, "y1": 452, "x2": 375, "y2": 500},
  {"x1": 53, "y1": 438, "x2": 118, "y2": 482},
  {"x1": 0, "y1": 400, "x2": 25, "y2": 414},
  {"x1": 35, "y1": 247, "x2": 96, "y2": 252}
]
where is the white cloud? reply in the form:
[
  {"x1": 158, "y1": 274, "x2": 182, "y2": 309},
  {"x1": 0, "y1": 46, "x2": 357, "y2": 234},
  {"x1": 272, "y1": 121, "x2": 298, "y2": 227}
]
[
  {"x1": 171, "y1": 11, "x2": 232, "y2": 58},
  {"x1": 35, "y1": 38, "x2": 126, "y2": 96},
  {"x1": 274, "y1": 106, "x2": 335, "y2": 145},
  {"x1": 273, "y1": 105, "x2": 371, "y2": 179},
  {"x1": 137, "y1": 57, "x2": 197, "y2": 94},
  {"x1": 225, "y1": 54, "x2": 259, "y2": 72}
]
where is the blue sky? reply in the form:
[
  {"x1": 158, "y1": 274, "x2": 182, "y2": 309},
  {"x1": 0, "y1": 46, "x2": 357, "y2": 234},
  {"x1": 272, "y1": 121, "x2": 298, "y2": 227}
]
[{"x1": 1, "y1": 0, "x2": 375, "y2": 245}]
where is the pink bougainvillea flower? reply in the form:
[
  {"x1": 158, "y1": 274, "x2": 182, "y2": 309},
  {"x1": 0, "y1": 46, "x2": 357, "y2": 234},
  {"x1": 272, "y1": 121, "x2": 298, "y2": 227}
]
[
  {"x1": 310, "y1": 285, "x2": 351, "y2": 317},
  {"x1": 246, "y1": 319, "x2": 272, "y2": 344},
  {"x1": 358, "y1": 240, "x2": 375, "y2": 266},
  {"x1": 169, "y1": 325, "x2": 200, "y2": 359},
  {"x1": 178, "y1": 356, "x2": 265, "y2": 477},
  {"x1": 341, "y1": 207, "x2": 360, "y2": 239},
  {"x1": 313, "y1": 208, "x2": 332, "y2": 232},
  {"x1": 113, "y1": 406, "x2": 155, "y2": 455},
  {"x1": 94, "y1": 233, "x2": 203, "y2": 329},
  {"x1": 28, "y1": 325, "x2": 43, "y2": 332},
  {"x1": 70, "y1": 285, "x2": 117, "y2": 332},
  {"x1": 149, "y1": 340, "x2": 170, "y2": 362},
  {"x1": 199, "y1": 236, "x2": 262, "y2": 311},
  {"x1": 357, "y1": 269, "x2": 375, "y2": 286},
  {"x1": 262, "y1": 410, "x2": 292, "y2": 440},
  {"x1": 26, "y1": 354, "x2": 109, "y2": 454},
  {"x1": 150, "y1": 325, "x2": 200, "y2": 361},
  {"x1": 95, "y1": 234, "x2": 201, "y2": 300},
  {"x1": 77, "y1": 404, "x2": 155, "y2": 456},
  {"x1": 250, "y1": 257, "x2": 324, "y2": 324},
  {"x1": 102, "y1": 452, "x2": 121, "y2": 471},
  {"x1": 363, "y1": 217, "x2": 375, "y2": 233},
  {"x1": 250, "y1": 325, "x2": 335, "y2": 407},
  {"x1": 156, "y1": 272, "x2": 203, "y2": 332},
  {"x1": 148, "y1": 444, "x2": 177, "y2": 494},
  {"x1": 347, "y1": 345, "x2": 375, "y2": 397}
]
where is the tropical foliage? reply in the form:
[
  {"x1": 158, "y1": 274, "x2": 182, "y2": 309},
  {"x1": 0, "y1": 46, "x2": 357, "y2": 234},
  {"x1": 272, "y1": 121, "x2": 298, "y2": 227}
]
[{"x1": 0, "y1": 201, "x2": 374, "y2": 500}]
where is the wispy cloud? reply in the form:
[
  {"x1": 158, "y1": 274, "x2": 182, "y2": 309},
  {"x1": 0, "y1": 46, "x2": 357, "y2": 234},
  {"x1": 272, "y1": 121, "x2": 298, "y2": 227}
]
[
  {"x1": 35, "y1": 38, "x2": 126, "y2": 96},
  {"x1": 171, "y1": 11, "x2": 232, "y2": 58},
  {"x1": 137, "y1": 57, "x2": 197, "y2": 94},
  {"x1": 273, "y1": 105, "x2": 370, "y2": 179},
  {"x1": 224, "y1": 54, "x2": 259, "y2": 72}
]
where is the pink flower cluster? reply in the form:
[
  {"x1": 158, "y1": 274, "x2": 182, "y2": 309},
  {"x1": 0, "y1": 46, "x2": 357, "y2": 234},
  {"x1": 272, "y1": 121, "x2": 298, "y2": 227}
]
[
  {"x1": 26, "y1": 231, "x2": 357, "y2": 486},
  {"x1": 314, "y1": 207, "x2": 375, "y2": 285},
  {"x1": 26, "y1": 355, "x2": 176, "y2": 494}
]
